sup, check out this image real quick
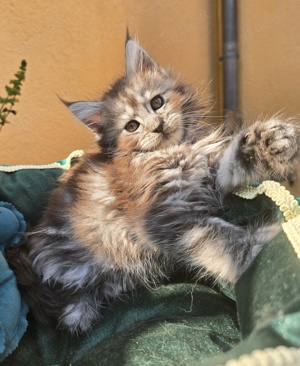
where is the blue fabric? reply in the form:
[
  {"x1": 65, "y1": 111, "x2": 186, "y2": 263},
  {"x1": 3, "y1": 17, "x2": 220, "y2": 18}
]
[{"x1": 0, "y1": 202, "x2": 28, "y2": 362}]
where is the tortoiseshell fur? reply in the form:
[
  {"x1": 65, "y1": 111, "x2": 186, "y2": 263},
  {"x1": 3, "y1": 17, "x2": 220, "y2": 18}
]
[{"x1": 6, "y1": 38, "x2": 300, "y2": 334}]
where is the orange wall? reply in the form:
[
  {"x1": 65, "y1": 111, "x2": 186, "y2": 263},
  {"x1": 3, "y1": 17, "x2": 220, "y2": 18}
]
[{"x1": 239, "y1": 1, "x2": 300, "y2": 119}]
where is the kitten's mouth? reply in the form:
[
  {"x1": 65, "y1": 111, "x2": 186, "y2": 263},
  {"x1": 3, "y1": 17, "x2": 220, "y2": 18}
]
[
  {"x1": 161, "y1": 131, "x2": 173, "y2": 141},
  {"x1": 141, "y1": 122, "x2": 182, "y2": 151},
  {"x1": 156, "y1": 128, "x2": 181, "y2": 149}
]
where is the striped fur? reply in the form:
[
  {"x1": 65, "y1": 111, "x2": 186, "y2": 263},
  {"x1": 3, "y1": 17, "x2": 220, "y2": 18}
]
[{"x1": 6, "y1": 38, "x2": 300, "y2": 334}]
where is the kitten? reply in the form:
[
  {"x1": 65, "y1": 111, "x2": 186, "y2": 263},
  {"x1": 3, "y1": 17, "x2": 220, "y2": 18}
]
[{"x1": 6, "y1": 36, "x2": 300, "y2": 335}]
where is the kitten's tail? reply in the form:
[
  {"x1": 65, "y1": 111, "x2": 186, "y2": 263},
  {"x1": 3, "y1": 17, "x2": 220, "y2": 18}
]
[{"x1": 5, "y1": 242, "x2": 61, "y2": 327}]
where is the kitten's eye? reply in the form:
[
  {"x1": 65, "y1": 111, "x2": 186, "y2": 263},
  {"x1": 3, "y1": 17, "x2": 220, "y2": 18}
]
[
  {"x1": 150, "y1": 95, "x2": 164, "y2": 111},
  {"x1": 125, "y1": 120, "x2": 140, "y2": 132}
]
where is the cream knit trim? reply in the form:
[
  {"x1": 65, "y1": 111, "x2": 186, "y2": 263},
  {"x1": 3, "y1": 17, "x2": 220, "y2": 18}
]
[
  {"x1": 0, "y1": 150, "x2": 84, "y2": 172},
  {"x1": 234, "y1": 180, "x2": 300, "y2": 259},
  {"x1": 219, "y1": 346, "x2": 300, "y2": 366}
]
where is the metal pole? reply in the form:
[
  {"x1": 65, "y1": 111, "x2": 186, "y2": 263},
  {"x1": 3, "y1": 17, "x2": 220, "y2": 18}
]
[{"x1": 222, "y1": 0, "x2": 238, "y2": 111}]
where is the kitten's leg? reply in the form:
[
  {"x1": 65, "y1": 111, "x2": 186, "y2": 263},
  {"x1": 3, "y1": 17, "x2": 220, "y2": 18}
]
[
  {"x1": 146, "y1": 200, "x2": 280, "y2": 283},
  {"x1": 174, "y1": 217, "x2": 281, "y2": 283},
  {"x1": 6, "y1": 240, "x2": 103, "y2": 333},
  {"x1": 216, "y1": 118, "x2": 300, "y2": 192},
  {"x1": 8, "y1": 230, "x2": 108, "y2": 334}
]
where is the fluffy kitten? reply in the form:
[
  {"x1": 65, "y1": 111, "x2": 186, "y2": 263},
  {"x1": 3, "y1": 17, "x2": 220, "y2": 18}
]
[{"x1": 6, "y1": 36, "x2": 300, "y2": 335}]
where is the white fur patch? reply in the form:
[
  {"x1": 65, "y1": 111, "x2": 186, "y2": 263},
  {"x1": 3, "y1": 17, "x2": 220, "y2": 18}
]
[
  {"x1": 179, "y1": 227, "x2": 237, "y2": 282},
  {"x1": 60, "y1": 297, "x2": 100, "y2": 334}
]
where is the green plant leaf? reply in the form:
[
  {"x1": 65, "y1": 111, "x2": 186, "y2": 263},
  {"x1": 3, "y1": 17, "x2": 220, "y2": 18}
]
[{"x1": 0, "y1": 60, "x2": 27, "y2": 128}]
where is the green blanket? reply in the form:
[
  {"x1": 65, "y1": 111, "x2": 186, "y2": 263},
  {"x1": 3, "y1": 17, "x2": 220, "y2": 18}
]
[{"x1": 1, "y1": 155, "x2": 300, "y2": 366}]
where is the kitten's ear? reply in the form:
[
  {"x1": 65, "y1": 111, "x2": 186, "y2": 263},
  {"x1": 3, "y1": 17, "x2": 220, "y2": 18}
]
[
  {"x1": 61, "y1": 98, "x2": 104, "y2": 131},
  {"x1": 125, "y1": 37, "x2": 157, "y2": 76}
]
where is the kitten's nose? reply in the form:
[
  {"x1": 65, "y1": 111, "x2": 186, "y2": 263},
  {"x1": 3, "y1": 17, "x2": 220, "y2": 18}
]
[{"x1": 153, "y1": 120, "x2": 164, "y2": 133}]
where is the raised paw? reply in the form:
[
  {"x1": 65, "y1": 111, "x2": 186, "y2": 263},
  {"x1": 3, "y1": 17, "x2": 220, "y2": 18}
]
[
  {"x1": 248, "y1": 119, "x2": 299, "y2": 161},
  {"x1": 242, "y1": 118, "x2": 300, "y2": 181}
]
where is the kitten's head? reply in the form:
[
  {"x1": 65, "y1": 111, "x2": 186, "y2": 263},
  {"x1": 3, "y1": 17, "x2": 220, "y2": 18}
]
[{"x1": 66, "y1": 36, "x2": 207, "y2": 156}]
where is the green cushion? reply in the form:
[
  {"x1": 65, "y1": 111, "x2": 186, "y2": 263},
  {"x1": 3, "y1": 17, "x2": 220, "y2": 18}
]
[
  {"x1": 0, "y1": 168, "x2": 61, "y2": 224},
  {"x1": 1, "y1": 160, "x2": 299, "y2": 366}
]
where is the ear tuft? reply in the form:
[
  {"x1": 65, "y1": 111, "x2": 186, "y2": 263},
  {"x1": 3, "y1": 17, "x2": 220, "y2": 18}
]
[
  {"x1": 126, "y1": 26, "x2": 131, "y2": 43},
  {"x1": 125, "y1": 38, "x2": 157, "y2": 76}
]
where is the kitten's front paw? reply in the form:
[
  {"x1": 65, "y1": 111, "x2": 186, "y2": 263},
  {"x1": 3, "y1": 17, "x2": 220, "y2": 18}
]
[
  {"x1": 249, "y1": 119, "x2": 298, "y2": 160},
  {"x1": 242, "y1": 118, "x2": 300, "y2": 180}
]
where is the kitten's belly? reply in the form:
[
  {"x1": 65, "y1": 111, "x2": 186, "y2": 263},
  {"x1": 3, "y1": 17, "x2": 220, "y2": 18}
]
[{"x1": 71, "y1": 187, "x2": 160, "y2": 274}]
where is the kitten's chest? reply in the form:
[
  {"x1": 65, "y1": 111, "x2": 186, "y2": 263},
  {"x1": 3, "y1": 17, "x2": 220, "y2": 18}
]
[{"x1": 108, "y1": 148, "x2": 210, "y2": 212}]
